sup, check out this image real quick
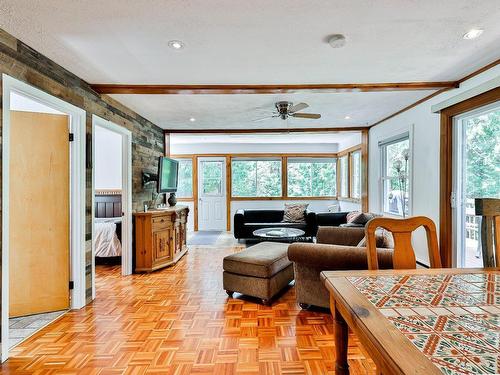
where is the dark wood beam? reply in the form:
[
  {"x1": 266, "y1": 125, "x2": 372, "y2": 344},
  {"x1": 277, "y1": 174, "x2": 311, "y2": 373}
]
[
  {"x1": 92, "y1": 82, "x2": 457, "y2": 95},
  {"x1": 163, "y1": 127, "x2": 368, "y2": 134}
]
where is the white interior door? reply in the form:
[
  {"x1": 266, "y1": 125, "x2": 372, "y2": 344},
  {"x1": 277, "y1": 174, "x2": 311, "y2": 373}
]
[{"x1": 198, "y1": 157, "x2": 226, "y2": 231}]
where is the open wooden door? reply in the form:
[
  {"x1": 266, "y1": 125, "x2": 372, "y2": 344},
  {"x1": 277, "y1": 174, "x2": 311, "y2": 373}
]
[{"x1": 9, "y1": 111, "x2": 70, "y2": 317}]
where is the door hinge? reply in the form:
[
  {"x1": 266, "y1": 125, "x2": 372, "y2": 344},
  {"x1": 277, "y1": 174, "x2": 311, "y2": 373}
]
[
  {"x1": 69, "y1": 133, "x2": 74, "y2": 142},
  {"x1": 69, "y1": 281, "x2": 74, "y2": 290}
]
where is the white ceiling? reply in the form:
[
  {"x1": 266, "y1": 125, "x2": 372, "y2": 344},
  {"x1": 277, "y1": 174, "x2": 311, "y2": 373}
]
[
  {"x1": 110, "y1": 91, "x2": 435, "y2": 129},
  {"x1": 1, "y1": 0, "x2": 499, "y2": 129},
  {"x1": 171, "y1": 132, "x2": 359, "y2": 144}
]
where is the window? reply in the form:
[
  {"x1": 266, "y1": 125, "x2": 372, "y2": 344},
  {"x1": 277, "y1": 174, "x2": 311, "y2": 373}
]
[
  {"x1": 231, "y1": 158, "x2": 281, "y2": 197},
  {"x1": 351, "y1": 151, "x2": 361, "y2": 199},
  {"x1": 338, "y1": 155, "x2": 349, "y2": 197},
  {"x1": 287, "y1": 158, "x2": 337, "y2": 197},
  {"x1": 201, "y1": 160, "x2": 224, "y2": 196},
  {"x1": 175, "y1": 158, "x2": 193, "y2": 198},
  {"x1": 380, "y1": 134, "x2": 410, "y2": 217}
]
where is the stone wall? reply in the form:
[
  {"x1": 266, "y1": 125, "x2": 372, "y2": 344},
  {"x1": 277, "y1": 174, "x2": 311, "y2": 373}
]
[{"x1": 0, "y1": 28, "x2": 165, "y2": 306}]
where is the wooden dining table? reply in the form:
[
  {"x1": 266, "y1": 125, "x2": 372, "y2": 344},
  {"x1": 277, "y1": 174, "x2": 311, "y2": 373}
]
[{"x1": 321, "y1": 268, "x2": 500, "y2": 375}]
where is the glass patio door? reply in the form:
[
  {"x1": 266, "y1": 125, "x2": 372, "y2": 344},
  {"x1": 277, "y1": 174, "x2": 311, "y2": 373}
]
[{"x1": 453, "y1": 101, "x2": 500, "y2": 267}]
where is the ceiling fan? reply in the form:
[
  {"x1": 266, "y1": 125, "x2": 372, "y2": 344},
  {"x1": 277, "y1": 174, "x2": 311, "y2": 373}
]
[{"x1": 253, "y1": 101, "x2": 321, "y2": 122}]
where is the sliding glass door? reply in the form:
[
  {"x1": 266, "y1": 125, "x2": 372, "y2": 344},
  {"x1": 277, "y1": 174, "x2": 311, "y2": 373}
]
[{"x1": 453, "y1": 102, "x2": 500, "y2": 267}]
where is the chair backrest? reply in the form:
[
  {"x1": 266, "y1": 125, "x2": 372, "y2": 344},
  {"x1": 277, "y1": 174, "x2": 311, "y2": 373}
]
[{"x1": 365, "y1": 216, "x2": 441, "y2": 270}]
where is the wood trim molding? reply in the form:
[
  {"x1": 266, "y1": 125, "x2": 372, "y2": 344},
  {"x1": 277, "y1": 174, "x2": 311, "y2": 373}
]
[
  {"x1": 337, "y1": 144, "x2": 361, "y2": 156},
  {"x1": 165, "y1": 127, "x2": 368, "y2": 134},
  {"x1": 192, "y1": 156, "x2": 199, "y2": 231},
  {"x1": 226, "y1": 157, "x2": 231, "y2": 231},
  {"x1": 92, "y1": 82, "x2": 457, "y2": 95},
  {"x1": 171, "y1": 152, "x2": 338, "y2": 159},
  {"x1": 361, "y1": 129, "x2": 369, "y2": 212},
  {"x1": 370, "y1": 58, "x2": 500, "y2": 128},
  {"x1": 230, "y1": 196, "x2": 337, "y2": 201},
  {"x1": 456, "y1": 58, "x2": 500, "y2": 84},
  {"x1": 439, "y1": 86, "x2": 500, "y2": 267}
]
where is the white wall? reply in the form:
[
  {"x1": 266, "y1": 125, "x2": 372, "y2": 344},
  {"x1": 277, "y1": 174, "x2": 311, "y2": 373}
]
[
  {"x1": 369, "y1": 64, "x2": 500, "y2": 265},
  {"x1": 95, "y1": 126, "x2": 122, "y2": 190},
  {"x1": 172, "y1": 142, "x2": 338, "y2": 154},
  {"x1": 338, "y1": 132, "x2": 362, "y2": 151}
]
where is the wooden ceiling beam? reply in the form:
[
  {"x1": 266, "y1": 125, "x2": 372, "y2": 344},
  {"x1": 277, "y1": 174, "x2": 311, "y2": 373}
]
[
  {"x1": 163, "y1": 127, "x2": 368, "y2": 134},
  {"x1": 92, "y1": 82, "x2": 457, "y2": 95}
]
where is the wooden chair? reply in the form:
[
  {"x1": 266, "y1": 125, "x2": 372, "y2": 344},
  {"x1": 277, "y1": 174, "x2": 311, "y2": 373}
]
[
  {"x1": 365, "y1": 216, "x2": 442, "y2": 270},
  {"x1": 475, "y1": 198, "x2": 500, "y2": 267}
]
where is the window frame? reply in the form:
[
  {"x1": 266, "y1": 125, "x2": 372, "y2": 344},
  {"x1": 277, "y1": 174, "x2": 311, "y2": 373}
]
[
  {"x1": 174, "y1": 157, "x2": 194, "y2": 199},
  {"x1": 286, "y1": 157, "x2": 338, "y2": 198},
  {"x1": 350, "y1": 150, "x2": 361, "y2": 199},
  {"x1": 379, "y1": 132, "x2": 411, "y2": 217},
  {"x1": 230, "y1": 157, "x2": 283, "y2": 198}
]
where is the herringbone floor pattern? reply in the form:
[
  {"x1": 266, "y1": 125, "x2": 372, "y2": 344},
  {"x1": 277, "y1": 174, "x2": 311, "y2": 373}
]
[{"x1": 2, "y1": 243, "x2": 375, "y2": 374}]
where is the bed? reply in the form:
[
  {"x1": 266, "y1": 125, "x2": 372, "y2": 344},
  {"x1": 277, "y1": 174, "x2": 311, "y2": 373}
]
[{"x1": 95, "y1": 191, "x2": 122, "y2": 263}]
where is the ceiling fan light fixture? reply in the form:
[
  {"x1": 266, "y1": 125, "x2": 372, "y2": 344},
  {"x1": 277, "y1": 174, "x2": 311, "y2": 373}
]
[
  {"x1": 463, "y1": 28, "x2": 483, "y2": 40},
  {"x1": 327, "y1": 34, "x2": 346, "y2": 48}
]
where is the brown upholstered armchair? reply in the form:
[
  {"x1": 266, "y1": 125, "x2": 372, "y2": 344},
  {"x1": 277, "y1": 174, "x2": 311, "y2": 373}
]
[{"x1": 287, "y1": 226, "x2": 394, "y2": 309}]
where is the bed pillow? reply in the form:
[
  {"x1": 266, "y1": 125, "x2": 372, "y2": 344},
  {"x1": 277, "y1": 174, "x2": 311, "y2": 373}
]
[{"x1": 282, "y1": 203, "x2": 309, "y2": 223}]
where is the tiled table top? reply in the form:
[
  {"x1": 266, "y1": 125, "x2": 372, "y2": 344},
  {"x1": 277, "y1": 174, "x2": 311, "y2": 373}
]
[{"x1": 348, "y1": 273, "x2": 500, "y2": 374}]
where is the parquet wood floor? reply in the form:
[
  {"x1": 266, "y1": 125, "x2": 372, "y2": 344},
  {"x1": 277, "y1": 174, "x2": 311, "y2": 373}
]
[{"x1": 2, "y1": 243, "x2": 375, "y2": 374}]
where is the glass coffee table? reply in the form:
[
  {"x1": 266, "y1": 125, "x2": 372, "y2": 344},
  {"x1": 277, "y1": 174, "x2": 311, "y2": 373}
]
[{"x1": 253, "y1": 227, "x2": 306, "y2": 242}]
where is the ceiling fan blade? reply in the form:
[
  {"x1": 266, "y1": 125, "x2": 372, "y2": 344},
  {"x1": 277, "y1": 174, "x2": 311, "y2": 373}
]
[
  {"x1": 291, "y1": 113, "x2": 321, "y2": 119},
  {"x1": 289, "y1": 102, "x2": 309, "y2": 113},
  {"x1": 252, "y1": 115, "x2": 276, "y2": 122}
]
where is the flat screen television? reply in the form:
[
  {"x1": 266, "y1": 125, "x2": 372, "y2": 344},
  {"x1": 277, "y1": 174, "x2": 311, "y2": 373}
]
[{"x1": 157, "y1": 157, "x2": 179, "y2": 193}]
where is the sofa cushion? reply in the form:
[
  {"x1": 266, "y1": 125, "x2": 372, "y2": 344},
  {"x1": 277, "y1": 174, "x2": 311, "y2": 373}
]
[
  {"x1": 223, "y1": 242, "x2": 291, "y2": 278},
  {"x1": 243, "y1": 210, "x2": 284, "y2": 223},
  {"x1": 244, "y1": 222, "x2": 307, "y2": 228},
  {"x1": 282, "y1": 203, "x2": 309, "y2": 223}
]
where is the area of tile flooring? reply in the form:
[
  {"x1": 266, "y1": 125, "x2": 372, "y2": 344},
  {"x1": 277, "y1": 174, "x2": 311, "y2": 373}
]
[{"x1": 9, "y1": 310, "x2": 67, "y2": 348}]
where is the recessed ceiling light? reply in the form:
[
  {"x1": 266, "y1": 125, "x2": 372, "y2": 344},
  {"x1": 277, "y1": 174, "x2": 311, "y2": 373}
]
[
  {"x1": 463, "y1": 29, "x2": 483, "y2": 40},
  {"x1": 189, "y1": 117, "x2": 196, "y2": 122},
  {"x1": 168, "y1": 40, "x2": 185, "y2": 50},
  {"x1": 344, "y1": 115, "x2": 351, "y2": 120}
]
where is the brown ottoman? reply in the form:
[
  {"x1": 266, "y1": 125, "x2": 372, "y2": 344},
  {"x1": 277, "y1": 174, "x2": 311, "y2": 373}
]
[{"x1": 223, "y1": 241, "x2": 294, "y2": 305}]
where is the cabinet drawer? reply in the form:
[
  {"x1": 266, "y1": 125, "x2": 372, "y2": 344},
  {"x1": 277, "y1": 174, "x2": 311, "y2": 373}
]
[{"x1": 152, "y1": 216, "x2": 170, "y2": 230}]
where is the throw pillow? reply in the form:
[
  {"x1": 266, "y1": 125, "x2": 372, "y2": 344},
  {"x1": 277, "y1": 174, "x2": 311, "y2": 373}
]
[
  {"x1": 282, "y1": 203, "x2": 309, "y2": 223},
  {"x1": 357, "y1": 228, "x2": 394, "y2": 249},
  {"x1": 351, "y1": 212, "x2": 375, "y2": 225},
  {"x1": 346, "y1": 211, "x2": 361, "y2": 223}
]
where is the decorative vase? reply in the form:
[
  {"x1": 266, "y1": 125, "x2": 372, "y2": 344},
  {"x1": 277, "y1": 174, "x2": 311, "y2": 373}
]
[{"x1": 168, "y1": 192, "x2": 177, "y2": 207}]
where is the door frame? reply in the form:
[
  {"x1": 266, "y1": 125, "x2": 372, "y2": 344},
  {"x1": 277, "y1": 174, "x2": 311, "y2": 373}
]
[
  {"x1": 197, "y1": 156, "x2": 227, "y2": 231},
  {"x1": 1, "y1": 74, "x2": 86, "y2": 361},
  {"x1": 91, "y1": 115, "x2": 133, "y2": 297},
  {"x1": 439, "y1": 86, "x2": 500, "y2": 267},
  {"x1": 451, "y1": 101, "x2": 500, "y2": 267}
]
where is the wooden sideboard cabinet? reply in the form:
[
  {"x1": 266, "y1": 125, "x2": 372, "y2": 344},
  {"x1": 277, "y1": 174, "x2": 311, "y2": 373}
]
[{"x1": 133, "y1": 205, "x2": 189, "y2": 272}]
